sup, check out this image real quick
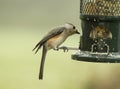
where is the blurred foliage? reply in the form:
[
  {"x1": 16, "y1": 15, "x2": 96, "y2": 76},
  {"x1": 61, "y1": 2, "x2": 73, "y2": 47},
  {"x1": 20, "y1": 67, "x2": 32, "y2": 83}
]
[{"x1": 0, "y1": 0, "x2": 120, "y2": 89}]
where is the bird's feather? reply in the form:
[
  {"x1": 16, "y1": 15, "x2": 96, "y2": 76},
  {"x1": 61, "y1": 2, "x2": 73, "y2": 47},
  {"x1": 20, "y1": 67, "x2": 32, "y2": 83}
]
[
  {"x1": 39, "y1": 45, "x2": 47, "y2": 79},
  {"x1": 33, "y1": 27, "x2": 65, "y2": 54}
]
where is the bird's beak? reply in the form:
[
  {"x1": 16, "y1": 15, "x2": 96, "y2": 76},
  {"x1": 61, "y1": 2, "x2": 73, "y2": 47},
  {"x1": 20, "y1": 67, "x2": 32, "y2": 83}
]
[{"x1": 75, "y1": 30, "x2": 80, "y2": 34}]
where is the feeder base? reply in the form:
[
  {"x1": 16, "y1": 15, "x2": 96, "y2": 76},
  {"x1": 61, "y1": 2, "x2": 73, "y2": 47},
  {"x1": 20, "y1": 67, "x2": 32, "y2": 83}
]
[{"x1": 72, "y1": 51, "x2": 120, "y2": 63}]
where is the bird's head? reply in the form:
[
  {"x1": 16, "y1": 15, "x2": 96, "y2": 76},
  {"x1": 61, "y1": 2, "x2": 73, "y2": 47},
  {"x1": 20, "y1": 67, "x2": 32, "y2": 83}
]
[{"x1": 64, "y1": 23, "x2": 80, "y2": 36}]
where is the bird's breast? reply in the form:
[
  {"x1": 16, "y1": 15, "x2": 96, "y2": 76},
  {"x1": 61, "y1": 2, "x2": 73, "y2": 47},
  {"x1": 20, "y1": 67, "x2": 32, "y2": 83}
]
[{"x1": 46, "y1": 34, "x2": 67, "y2": 49}]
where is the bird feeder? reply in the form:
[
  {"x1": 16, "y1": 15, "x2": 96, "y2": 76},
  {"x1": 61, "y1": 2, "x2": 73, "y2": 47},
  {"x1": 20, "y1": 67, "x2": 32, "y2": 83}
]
[{"x1": 72, "y1": 0, "x2": 120, "y2": 63}]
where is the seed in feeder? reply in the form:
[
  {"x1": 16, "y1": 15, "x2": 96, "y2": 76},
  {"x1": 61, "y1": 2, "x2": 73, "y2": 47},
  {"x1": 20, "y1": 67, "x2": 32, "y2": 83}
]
[
  {"x1": 101, "y1": 48, "x2": 103, "y2": 50},
  {"x1": 100, "y1": 39, "x2": 103, "y2": 41},
  {"x1": 95, "y1": 40, "x2": 98, "y2": 43},
  {"x1": 103, "y1": 41, "x2": 106, "y2": 44},
  {"x1": 94, "y1": 47, "x2": 97, "y2": 49},
  {"x1": 112, "y1": 48, "x2": 115, "y2": 51}
]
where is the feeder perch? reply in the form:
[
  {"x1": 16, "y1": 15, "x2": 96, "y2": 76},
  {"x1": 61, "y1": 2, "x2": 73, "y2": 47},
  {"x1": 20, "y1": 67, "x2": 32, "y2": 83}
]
[{"x1": 72, "y1": 0, "x2": 120, "y2": 63}]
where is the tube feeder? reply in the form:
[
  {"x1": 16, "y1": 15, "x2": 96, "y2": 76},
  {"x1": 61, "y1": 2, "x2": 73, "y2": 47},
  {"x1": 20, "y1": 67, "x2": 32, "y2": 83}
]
[{"x1": 72, "y1": 0, "x2": 120, "y2": 63}]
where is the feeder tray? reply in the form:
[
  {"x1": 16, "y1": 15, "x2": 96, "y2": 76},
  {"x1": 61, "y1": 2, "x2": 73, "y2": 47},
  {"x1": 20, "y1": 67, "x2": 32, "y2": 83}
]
[{"x1": 72, "y1": 0, "x2": 120, "y2": 63}]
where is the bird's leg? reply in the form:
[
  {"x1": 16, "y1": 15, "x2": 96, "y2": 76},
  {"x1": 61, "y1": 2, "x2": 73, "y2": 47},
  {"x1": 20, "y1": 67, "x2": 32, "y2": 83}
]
[
  {"x1": 53, "y1": 47, "x2": 59, "y2": 51},
  {"x1": 53, "y1": 46, "x2": 68, "y2": 52},
  {"x1": 58, "y1": 46, "x2": 69, "y2": 52},
  {"x1": 54, "y1": 46, "x2": 79, "y2": 52}
]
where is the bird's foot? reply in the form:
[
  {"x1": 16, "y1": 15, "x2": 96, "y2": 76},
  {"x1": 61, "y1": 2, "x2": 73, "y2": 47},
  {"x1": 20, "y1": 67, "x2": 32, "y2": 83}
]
[
  {"x1": 53, "y1": 48, "x2": 59, "y2": 51},
  {"x1": 59, "y1": 46, "x2": 69, "y2": 52}
]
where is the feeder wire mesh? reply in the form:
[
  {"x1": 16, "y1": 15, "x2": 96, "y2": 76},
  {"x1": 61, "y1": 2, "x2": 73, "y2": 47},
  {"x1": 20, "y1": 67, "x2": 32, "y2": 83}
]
[{"x1": 80, "y1": 0, "x2": 120, "y2": 16}]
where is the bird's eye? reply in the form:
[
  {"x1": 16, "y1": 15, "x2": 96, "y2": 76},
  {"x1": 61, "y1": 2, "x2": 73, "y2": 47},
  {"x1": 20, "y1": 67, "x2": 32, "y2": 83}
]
[{"x1": 73, "y1": 26, "x2": 75, "y2": 29}]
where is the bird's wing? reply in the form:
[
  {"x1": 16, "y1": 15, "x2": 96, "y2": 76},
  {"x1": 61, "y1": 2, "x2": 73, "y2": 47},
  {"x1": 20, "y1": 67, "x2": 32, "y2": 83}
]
[{"x1": 33, "y1": 27, "x2": 65, "y2": 54}]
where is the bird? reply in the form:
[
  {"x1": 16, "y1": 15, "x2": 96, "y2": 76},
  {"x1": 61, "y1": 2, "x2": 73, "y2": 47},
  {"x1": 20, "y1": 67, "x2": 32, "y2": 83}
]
[
  {"x1": 33, "y1": 23, "x2": 80, "y2": 80},
  {"x1": 89, "y1": 25, "x2": 112, "y2": 39}
]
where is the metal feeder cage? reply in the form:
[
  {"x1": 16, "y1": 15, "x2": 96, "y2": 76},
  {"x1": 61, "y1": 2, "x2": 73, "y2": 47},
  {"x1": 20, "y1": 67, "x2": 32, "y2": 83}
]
[{"x1": 72, "y1": 0, "x2": 120, "y2": 63}]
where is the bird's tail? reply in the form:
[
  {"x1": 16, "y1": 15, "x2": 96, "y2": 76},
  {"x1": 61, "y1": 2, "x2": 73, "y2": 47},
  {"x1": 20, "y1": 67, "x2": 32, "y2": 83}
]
[
  {"x1": 32, "y1": 41, "x2": 43, "y2": 54},
  {"x1": 39, "y1": 45, "x2": 47, "y2": 80}
]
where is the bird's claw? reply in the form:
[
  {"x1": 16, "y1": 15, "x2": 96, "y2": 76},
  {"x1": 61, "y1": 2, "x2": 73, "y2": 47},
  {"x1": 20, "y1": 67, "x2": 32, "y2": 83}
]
[{"x1": 59, "y1": 46, "x2": 69, "y2": 52}]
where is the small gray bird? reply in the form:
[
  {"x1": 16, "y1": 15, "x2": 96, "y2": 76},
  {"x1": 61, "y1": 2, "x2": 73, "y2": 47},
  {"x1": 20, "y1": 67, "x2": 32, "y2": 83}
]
[{"x1": 33, "y1": 23, "x2": 80, "y2": 80}]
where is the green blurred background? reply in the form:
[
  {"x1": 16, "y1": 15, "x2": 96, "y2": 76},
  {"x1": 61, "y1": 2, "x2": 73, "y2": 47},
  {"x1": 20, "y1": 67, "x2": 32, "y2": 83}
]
[{"x1": 0, "y1": 0, "x2": 120, "y2": 89}]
